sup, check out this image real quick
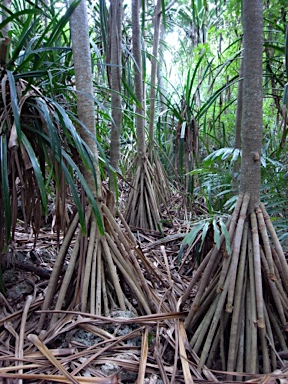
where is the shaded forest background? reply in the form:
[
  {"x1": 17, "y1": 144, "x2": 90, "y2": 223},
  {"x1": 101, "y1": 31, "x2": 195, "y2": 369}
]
[
  {"x1": 1, "y1": 0, "x2": 287, "y2": 245},
  {"x1": 0, "y1": 0, "x2": 288, "y2": 382}
]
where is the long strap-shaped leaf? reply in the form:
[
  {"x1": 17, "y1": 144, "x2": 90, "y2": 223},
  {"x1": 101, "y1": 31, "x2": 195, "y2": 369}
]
[{"x1": 0, "y1": 134, "x2": 11, "y2": 246}]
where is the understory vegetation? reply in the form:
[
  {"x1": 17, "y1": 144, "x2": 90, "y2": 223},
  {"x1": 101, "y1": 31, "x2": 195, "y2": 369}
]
[{"x1": 0, "y1": 0, "x2": 288, "y2": 382}]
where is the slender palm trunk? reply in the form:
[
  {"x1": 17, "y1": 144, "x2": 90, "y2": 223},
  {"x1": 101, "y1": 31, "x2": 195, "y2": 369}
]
[
  {"x1": 109, "y1": 0, "x2": 122, "y2": 172},
  {"x1": 148, "y1": 0, "x2": 162, "y2": 144},
  {"x1": 0, "y1": 0, "x2": 11, "y2": 66},
  {"x1": 158, "y1": 24, "x2": 167, "y2": 115},
  {"x1": 132, "y1": 0, "x2": 145, "y2": 159},
  {"x1": 239, "y1": 0, "x2": 263, "y2": 211},
  {"x1": 69, "y1": 0, "x2": 101, "y2": 195},
  {"x1": 183, "y1": 1, "x2": 288, "y2": 374},
  {"x1": 232, "y1": 56, "x2": 243, "y2": 191}
]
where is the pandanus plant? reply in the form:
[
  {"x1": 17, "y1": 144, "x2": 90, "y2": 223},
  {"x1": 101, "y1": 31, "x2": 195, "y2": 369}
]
[
  {"x1": 181, "y1": 0, "x2": 288, "y2": 376},
  {"x1": 0, "y1": 0, "x2": 158, "y2": 328}
]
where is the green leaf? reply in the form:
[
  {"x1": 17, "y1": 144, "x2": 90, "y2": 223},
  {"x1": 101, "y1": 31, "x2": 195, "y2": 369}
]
[
  {"x1": 219, "y1": 218, "x2": 231, "y2": 255},
  {"x1": 60, "y1": 161, "x2": 86, "y2": 234},
  {"x1": 45, "y1": 0, "x2": 81, "y2": 47},
  {"x1": 6, "y1": 70, "x2": 21, "y2": 143},
  {"x1": 182, "y1": 221, "x2": 206, "y2": 246},
  {"x1": 224, "y1": 195, "x2": 238, "y2": 211},
  {"x1": 161, "y1": 0, "x2": 166, "y2": 29},
  {"x1": 10, "y1": 15, "x2": 38, "y2": 65},
  {"x1": 90, "y1": 40, "x2": 105, "y2": 79},
  {"x1": 187, "y1": 53, "x2": 205, "y2": 106},
  {"x1": 178, "y1": 222, "x2": 206, "y2": 261},
  {"x1": 28, "y1": 123, "x2": 104, "y2": 235},
  {"x1": 187, "y1": 168, "x2": 204, "y2": 176},
  {"x1": 200, "y1": 221, "x2": 210, "y2": 251},
  {"x1": 14, "y1": 70, "x2": 49, "y2": 80},
  {"x1": 213, "y1": 219, "x2": 220, "y2": 249},
  {"x1": 21, "y1": 133, "x2": 48, "y2": 213},
  {"x1": 232, "y1": 148, "x2": 241, "y2": 162},
  {"x1": 99, "y1": 0, "x2": 108, "y2": 53},
  {"x1": 221, "y1": 147, "x2": 234, "y2": 160},
  {"x1": 204, "y1": 147, "x2": 234, "y2": 162},
  {"x1": 34, "y1": 98, "x2": 62, "y2": 161},
  {"x1": 0, "y1": 134, "x2": 11, "y2": 243},
  {"x1": 122, "y1": 78, "x2": 143, "y2": 109},
  {"x1": 196, "y1": 76, "x2": 239, "y2": 121},
  {"x1": 65, "y1": 112, "x2": 100, "y2": 189},
  {"x1": 18, "y1": 46, "x2": 71, "y2": 60},
  {"x1": 61, "y1": 150, "x2": 104, "y2": 236},
  {"x1": 0, "y1": 8, "x2": 41, "y2": 31},
  {"x1": 48, "y1": 98, "x2": 88, "y2": 164}
]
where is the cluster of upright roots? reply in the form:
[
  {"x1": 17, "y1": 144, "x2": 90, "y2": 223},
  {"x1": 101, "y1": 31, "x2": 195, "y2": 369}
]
[
  {"x1": 38, "y1": 202, "x2": 158, "y2": 332},
  {"x1": 125, "y1": 154, "x2": 170, "y2": 231},
  {"x1": 38, "y1": 188, "x2": 288, "y2": 378},
  {"x1": 182, "y1": 193, "x2": 288, "y2": 377}
]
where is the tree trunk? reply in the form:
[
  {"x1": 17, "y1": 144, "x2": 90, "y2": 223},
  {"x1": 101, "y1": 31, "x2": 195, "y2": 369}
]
[
  {"x1": 148, "y1": 0, "x2": 162, "y2": 144},
  {"x1": 125, "y1": 0, "x2": 169, "y2": 230},
  {"x1": 39, "y1": 1, "x2": 155, "y2": 328},
  {"x1": 109, "y1": 0, "x2": 122, "y2": 172},
  {"x1": 182, "y1": 0, "x2": 288, "y2": 375},
  {"x1": 69, "y1": 0, "x2": 101, "y2": 195},
  {"x1": 232, "y1": 56, "x2": 243, "y2": 192},
  {"x1": 0, "y1": 0, "x2": 11, "y2": 66},
  {"x1": 132, "y1": 0, "x2": 145, "y2": 159},
  {"x1": 158, "y1": 24, "x2": 167, "y2": 115},
  {"x1": 239, "y1": 0, "x2": 263, "y2": 211}
]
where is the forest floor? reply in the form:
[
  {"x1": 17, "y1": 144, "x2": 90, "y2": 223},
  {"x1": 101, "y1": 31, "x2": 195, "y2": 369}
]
[{"x1": 0, "y1": 188, "x2": 287, "y2": 383}]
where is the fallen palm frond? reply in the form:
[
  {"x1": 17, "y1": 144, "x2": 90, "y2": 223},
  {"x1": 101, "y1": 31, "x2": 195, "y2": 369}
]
[
  {"x1": 182, "y1": 192, "x2": 288, "y2": 377},
  {"x1": 0, "y1": 198, "x2": 214, "y2": 382},
  {"x1": 3, "y1": 206, "x2": 288, "y2": 382},
  {"x1": 0, "y1": 73, "x2": 104, "y2": 276},
  {"x1": 0, "y1": 289, "x2": 204, "y2": 383}
]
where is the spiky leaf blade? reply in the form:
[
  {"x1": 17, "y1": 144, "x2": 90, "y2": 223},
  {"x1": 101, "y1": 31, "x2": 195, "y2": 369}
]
[
  {"x1": 60, "y1": 161, "x2": 86, "y2": 234},
  {"x1": 61, "y1": 151, "x2": 104, "y2": 236},
  {"x1": 213, "y1": 219, "x2": 220, "y2": 249},
  {"x1": 219, "y1": 217, "x2": 231, "y2": 255},
  {"x1": 0, "y1": 134, "x2": 11, "y2": 243},
  {"x1": 178, "y1": 222, "x2": 206, "y2": 261},
  {"x1": 200, "y1": 221, "x2": 210, "y2": 251},
  {"x1": 21, "y1": 133, "x2": 47, "y2": 213},
  {"x1": 6, "y1": 70, "x2": 21, "y2": 142}
]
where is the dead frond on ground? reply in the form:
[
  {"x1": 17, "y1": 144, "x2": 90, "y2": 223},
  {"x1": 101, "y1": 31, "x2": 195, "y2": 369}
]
[{"x1": 1, "y1": 193, "x2": 288, "y2": 383}]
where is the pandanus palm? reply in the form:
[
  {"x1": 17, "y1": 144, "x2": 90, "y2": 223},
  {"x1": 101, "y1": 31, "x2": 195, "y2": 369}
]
[
  {"x1": 125, "y1": 0, "x2": 170, "y2": 232},
  {"x1": 182, "y1": 0, "x2": 288, "y2": 376},
  {"x1": 0, "y1": 0, "x2": 96, "y2": 280},
  {"x1": 0, "y1": 0, "x2": 157, "y2": 329},
  {"x1": 38, "y1": 0, "x2": 159, "y2": 332}
]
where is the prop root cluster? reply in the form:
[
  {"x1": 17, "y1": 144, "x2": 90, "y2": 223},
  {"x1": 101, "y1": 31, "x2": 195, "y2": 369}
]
[{"x1": 183, "y1": 193, "x2": 288, "y2": 377}]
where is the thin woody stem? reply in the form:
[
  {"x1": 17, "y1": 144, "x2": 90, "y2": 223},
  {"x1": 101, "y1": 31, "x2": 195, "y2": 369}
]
[
  {"x1": 256, "y1": 205, "x2": 275, "y2": 279},
  {"x1": 227, "y1": 221, "x2": 248, "y2": 373},
  {"x1": 250, "y1": 211, "x2": 264, "y2": 329},
  {"x1": 226, "y1": 193, "x2": 250, "y2": 311}
]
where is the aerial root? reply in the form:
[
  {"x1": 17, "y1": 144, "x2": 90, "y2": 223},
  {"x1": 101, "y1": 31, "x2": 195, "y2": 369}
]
[
  {"x1": 38, "y1": 200, "x2": 162, "y2": 333},
  {"x1": 125, "y1": 155, "x2": 170, "y2": 231},
  {"x1": 182, "y1": 193, "x2": 288, "y2": 377}
]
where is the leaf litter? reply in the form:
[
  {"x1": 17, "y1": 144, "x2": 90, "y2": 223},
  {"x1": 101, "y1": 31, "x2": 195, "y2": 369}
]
[{"x1": 0, "y1": 192, "x2": 287, "y2": 383}]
